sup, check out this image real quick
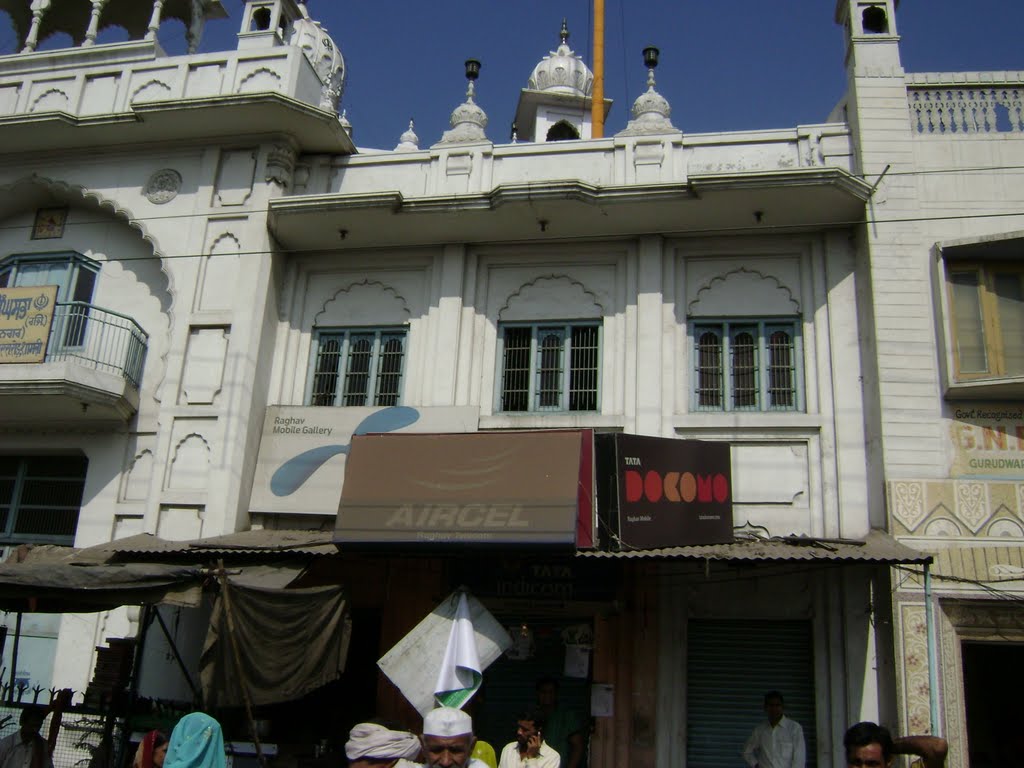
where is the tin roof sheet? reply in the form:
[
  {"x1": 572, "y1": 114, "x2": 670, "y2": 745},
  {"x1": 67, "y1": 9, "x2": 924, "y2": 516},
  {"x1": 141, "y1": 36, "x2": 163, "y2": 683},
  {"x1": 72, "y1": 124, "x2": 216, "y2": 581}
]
[{"x1": 579, "y1": 530, "x2": 931, "y2": 564}]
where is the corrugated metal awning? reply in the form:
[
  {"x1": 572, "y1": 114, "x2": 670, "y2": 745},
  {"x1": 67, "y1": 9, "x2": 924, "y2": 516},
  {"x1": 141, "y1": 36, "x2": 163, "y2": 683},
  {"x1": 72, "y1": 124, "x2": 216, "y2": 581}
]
[
  {"x1": 579, "y1": 530, "x2": 931, "y2": 564},
  {"x1": 80, "y1": 530, "x2": 336, "y2": 559}
]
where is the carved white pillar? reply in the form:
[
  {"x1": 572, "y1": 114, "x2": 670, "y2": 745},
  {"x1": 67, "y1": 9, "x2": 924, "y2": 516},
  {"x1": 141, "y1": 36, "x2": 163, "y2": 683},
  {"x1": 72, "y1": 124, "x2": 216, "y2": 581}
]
[
  {"x1": 82, "y1": 0, "x2": 105, "y2": 47},
  {"x1": 21, "y1": 0, "x2": 51, "y2": 53},
  {"x1": 146, "y1": 0, "x2": 166, "y2": 41}
]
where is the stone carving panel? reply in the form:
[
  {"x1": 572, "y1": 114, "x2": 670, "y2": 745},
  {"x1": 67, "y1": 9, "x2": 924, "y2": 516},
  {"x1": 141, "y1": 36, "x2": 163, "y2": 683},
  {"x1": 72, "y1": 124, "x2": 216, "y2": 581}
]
[
  {"x1": 954, "y1": 481, "x2": 991, "y2": 532},
  {"x1": 214, "y1": 149, "x2": 257, "y2": 207},
  {"x1": 144, "y1": 169, "x2": 182, "y2": 205},
  {"x1": 180, "y1": 326, "x2": 230, "y2": 405},
  {"x1": 30, "y1": 88, "x2": 69, "y2": 112},
  {"x1": 238, "y1": 68, "x2": 283, "y2": 94},
  {"x1": 122, "y1": 448, "x2": 154, "y2": 502},
  {"x1": 897, "y1": 604, "x2": 932, "y2": 734},
  {"x1": 165, "y1": 424, "x2": 214, "y2": 492},
  {"x1": 157, "y1": 505, "x2": 205, "y2": 540},
  {"x1": 197, "y1": 232, "x2": 241, "y2": 312},
  {"x1": 891, "y1": 481, "x2": 926, "y2": 532}
]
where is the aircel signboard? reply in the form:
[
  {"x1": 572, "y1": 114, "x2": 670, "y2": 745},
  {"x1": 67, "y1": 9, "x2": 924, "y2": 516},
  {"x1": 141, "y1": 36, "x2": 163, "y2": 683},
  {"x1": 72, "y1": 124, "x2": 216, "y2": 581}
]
[
  {"x1": 249, "y1": 405, "x2": 479, "y2": 516},
  {"x1": 603, "y1": 434, "x2": 733, "y2": 549}
]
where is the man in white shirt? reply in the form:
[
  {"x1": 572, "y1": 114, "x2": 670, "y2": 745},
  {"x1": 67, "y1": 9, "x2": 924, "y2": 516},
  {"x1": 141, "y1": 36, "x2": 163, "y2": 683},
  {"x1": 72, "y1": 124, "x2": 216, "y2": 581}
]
[
  {"x1": 497, "y1": 710, "x2": 560, "y2": 768},
  {"x1": 743, "y1": 691, "x2": 805, "y2": 768},
  {"x1": 0, "y1": 707, "x2": 53, "y2": 768}
]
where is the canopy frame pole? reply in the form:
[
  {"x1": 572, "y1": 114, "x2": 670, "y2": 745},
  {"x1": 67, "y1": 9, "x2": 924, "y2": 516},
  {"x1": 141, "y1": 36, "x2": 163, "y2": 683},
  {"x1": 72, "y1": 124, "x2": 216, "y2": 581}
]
[
  {"x1": 7, "y1": 612, "x2": 21, "y2": 704},
  {"x1": 216, "y1": 560, "x2": 267, "y2": 768},
  {"x1": 152, "y1": 608, "x2": 201, "y2": 702}
]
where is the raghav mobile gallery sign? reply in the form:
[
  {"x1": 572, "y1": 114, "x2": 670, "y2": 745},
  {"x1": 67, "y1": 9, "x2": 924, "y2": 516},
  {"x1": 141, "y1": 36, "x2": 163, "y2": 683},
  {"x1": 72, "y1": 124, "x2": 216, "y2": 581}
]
[{"x1": 603, "y1": 434, "x2": 733, "y2": 549}]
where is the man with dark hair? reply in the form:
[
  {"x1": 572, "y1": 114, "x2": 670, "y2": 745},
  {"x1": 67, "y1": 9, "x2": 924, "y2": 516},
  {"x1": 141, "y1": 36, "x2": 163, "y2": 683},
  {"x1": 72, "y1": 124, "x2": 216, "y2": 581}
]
[
  {"x1": 0, "y1": 707, "x2": 53, "y2": 768},
  {"x1": 843, "y1": 722, "x2": 947, "y2": 768},
  {"x1": 497, "y1": 709, "x2": 560, "y2": 768},
  {"x1": 743, "y1": 691, "x2": 805, "y2": 768}
]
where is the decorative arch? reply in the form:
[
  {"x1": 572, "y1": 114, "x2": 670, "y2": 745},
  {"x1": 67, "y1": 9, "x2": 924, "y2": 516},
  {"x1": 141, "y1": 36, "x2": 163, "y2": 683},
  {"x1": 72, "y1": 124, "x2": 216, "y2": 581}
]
[
  {"x1": 314, "y1": 279, "x2": 410, "y2": 327},
  {"x1": 29, "y1": 88, "x2": 70, "y2": 112},
  {"x1": 238, "y1": 67, "x2": 283, "y2": 94},
  {"x1": 0, "y1": 174, "x2": 175, "y2": 313},
  {"x1": 688, "y1": 267, "x2": 800, "y2": 317},
  {"x1": 546, "y1": 121, "x2": 580, "y2": 142},
  {"x1": 167, "y1": 433, "x2": 212, "y2": 491},
  {"x1": 499, "y1": 274, "x2": 604, "y2": 321},
  {"x1": 131, "y1": 79, "x2": 173, "y2": 104},
  {"x1": 122, "y1": 448, "x2": 154, "y2": 502}
]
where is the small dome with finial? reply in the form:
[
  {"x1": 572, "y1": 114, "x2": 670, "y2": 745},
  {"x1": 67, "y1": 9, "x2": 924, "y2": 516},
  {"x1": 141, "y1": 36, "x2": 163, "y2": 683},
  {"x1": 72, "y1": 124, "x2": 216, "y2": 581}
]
[
  {"x1": 438, "y1": 60, "x2": 489, "y2": 145},
  {"x1": 340, "y1": 109, "x2": 352, "y2": 137},
  {"x1": 527, "y1": 20, "x2": 593, "y2": 97},
  {"x1": 617, "y1": 46, "x2": 679, "y2": 136},
  {"x1": 395, "y1": 120, "x2": 420, "y2": 152}
]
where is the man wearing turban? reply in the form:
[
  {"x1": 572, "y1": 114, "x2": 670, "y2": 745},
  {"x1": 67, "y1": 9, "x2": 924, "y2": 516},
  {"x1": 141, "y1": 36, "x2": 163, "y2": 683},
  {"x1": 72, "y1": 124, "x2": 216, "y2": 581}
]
[{"x1": 346, "y1": 723, "x2": 423, "y2": 768}]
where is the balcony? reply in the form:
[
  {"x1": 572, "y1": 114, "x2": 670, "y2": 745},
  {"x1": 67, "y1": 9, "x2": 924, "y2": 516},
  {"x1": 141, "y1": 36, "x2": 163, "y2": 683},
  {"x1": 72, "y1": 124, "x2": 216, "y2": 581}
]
[{"x1": 0, "y1": 302, "x2": 148, "y2": 425}]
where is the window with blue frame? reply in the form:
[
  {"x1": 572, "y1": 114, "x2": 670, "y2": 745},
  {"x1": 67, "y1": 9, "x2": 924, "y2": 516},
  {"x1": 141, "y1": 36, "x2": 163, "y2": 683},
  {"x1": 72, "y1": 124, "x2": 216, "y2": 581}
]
[
  {"x1": 692, "y1": 319, "x2": 802, "y2": 412},
  {"x1": 497, "y1": 322, "x2": 600, "y2": 412},
  {"x1": 0, "y1": 456, "x2": 87, "y2": 545},
  {"x1": 307, "y1": 328, "x2": 406, "y2": 406},
  {"x1": 0, "y1": 252, "x2": 99, "y2": 347}
]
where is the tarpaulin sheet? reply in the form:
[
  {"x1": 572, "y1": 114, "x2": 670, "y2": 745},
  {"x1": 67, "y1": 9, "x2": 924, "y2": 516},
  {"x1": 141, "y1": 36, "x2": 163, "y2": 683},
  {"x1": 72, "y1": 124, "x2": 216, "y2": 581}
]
[
  {"x1": 200, "y1": 580, "x2": 351, "y2": 708},
  {"x1": 0, "y1": 561, "x2": 203, "y2": 612}
]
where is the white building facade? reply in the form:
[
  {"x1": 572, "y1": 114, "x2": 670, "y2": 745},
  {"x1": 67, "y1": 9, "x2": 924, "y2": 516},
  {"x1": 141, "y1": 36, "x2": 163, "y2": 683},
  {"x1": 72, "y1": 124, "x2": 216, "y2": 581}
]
[
  {"x1": 0, "y1": 0, "x2": 1006, "y2": 764},
  {"x1": 835, "y1": 1, "x2": 1024, "y2": 764}
]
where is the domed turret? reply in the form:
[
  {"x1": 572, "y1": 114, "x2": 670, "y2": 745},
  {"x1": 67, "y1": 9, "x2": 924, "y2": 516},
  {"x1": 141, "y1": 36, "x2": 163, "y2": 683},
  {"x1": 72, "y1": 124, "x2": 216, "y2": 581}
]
[
  {"x1": 288, "y1": 5, "x2": 346, "y2": 112},
  {"x1": 395, "y1": 120, "x2": 420, "y2": 152},
  {"x1": 527, "y1": 19, "x2": 593, "y2": 97},
  {"x1": 512, "y1": 20, "x2": 611, "y2": 143}
]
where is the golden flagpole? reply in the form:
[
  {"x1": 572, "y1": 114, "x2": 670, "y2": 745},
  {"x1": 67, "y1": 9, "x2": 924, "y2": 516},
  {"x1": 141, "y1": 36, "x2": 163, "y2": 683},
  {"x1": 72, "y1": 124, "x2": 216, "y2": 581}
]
[{"x1": 591, "y1": 0, "x2": 605, "y2": 137}]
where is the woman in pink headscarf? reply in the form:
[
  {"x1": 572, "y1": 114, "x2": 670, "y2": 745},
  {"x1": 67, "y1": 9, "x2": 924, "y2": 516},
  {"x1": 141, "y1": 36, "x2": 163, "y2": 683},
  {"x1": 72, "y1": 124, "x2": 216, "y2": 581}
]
[{"x1": 133, "y1": 731, "x2": 169, "y2": 768}]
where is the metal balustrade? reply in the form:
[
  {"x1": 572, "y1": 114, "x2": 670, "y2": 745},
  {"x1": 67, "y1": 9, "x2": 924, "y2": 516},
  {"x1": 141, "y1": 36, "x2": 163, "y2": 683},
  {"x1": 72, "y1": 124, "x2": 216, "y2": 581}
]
[{"x1": 45, "y1": 302, "x2": 148, "y2": 389}]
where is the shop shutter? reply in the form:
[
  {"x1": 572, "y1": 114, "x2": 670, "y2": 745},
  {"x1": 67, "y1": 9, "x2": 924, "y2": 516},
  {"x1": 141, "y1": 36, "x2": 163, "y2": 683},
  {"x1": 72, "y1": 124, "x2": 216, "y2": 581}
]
[{"x1": 686, "y1": 619, "x2": 816, "y2": 768}]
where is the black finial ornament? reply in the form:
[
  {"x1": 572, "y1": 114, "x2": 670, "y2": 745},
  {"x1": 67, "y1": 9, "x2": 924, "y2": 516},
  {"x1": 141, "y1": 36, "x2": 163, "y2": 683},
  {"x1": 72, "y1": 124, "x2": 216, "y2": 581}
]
[
  {"x1": 560, "y1": 18, "x2": 569, "y2": 45},
  {"x1": 465, "y1": 59, "x2": 481, "y2": 81},
  {"x1": 643, "y1": 46, "x2": 660, "y2": 69}
]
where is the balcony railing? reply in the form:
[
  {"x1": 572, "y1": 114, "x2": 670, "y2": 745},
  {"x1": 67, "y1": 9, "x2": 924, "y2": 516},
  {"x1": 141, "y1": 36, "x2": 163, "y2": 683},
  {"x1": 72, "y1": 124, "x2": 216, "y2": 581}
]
[
  {"x1": 907, "y1": 74, "x2": 1024, "y2": 134},
  {"x1": 45, "y1": 302, "x2": 148, "y2": 389}
]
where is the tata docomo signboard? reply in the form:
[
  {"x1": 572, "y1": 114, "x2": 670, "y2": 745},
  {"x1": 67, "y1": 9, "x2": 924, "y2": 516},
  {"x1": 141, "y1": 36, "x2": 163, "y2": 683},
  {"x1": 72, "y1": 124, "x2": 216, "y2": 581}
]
[{"x1": 597, "y1": 434, "x2": 733, "y2": 549}]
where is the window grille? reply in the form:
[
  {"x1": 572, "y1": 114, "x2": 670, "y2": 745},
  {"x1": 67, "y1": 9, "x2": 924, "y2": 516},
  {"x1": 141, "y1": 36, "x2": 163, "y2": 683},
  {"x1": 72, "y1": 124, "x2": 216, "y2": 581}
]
[
  {"x1": 692, "y1": 320, "x2": 801, "y2": 412},
  {"x1": 498, "y1": 323, "x2": 601, "y2": 412},
  {"x1": 308, "y1": 329, "x2": 406, "y2": 407},
  {"x1": 0, "y1": 456, "x2": 86, "y2": 545}
]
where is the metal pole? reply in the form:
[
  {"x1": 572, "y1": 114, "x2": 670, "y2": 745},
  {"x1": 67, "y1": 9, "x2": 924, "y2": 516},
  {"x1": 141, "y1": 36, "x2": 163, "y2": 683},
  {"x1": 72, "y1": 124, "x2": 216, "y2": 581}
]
[
  {"x1": 590, "y1": 0, "x2": 605, "y2": 137},
  {"x1": 8, "y1": 612, "x2": 22, "y2": 703},
  {"x1": 924, "y1": 563, "x2": 940, "y2": 735}
]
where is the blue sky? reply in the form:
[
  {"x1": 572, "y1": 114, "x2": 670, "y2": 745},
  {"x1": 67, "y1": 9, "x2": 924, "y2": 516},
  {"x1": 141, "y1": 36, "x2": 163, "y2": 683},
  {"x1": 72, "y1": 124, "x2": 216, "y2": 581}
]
[{"x1": 3, "y1": 1, "x2": 1023, "y2": 151}]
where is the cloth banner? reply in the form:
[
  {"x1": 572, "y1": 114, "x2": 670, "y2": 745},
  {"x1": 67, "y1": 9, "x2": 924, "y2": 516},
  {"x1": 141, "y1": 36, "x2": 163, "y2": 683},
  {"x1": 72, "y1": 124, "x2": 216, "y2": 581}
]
[
  {"x1": 378, "y1": 589, "x2": 511, "y2": 716},
  {"x1": 433, "y1": 592, "x2": 482, "y2": 708},
  {"x1": 200, "y1": 581, "x2": 351, "y2": 708}
]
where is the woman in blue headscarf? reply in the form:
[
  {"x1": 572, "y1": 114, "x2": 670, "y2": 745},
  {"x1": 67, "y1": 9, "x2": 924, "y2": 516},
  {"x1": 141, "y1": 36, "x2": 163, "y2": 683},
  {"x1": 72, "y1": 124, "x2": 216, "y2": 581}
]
[{"x1": 163, "y1": 713, "x2": 226, "y2": 768}]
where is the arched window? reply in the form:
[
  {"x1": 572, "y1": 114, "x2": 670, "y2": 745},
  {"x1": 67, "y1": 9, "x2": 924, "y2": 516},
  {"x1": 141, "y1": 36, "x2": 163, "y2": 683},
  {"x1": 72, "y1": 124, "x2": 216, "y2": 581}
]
[
  {"x1": 862, "y1": 5, "x2": 889, "y2": 34},
  {"x1": 546, "y1": 121, "x2": 580, "y2": 142},
  {"x1": 691, "y1": 320, "x2": 802, "y2": 412},
  {"x1": 307, "y1": 328, "x2": 407, "y2": 407}
]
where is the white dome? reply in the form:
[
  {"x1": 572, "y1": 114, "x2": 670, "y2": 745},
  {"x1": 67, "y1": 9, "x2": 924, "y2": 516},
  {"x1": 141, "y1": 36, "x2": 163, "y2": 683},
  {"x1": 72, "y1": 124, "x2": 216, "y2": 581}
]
[
  {"x1": 290, "y1": 6, "x2": 346, "y2": 111},
  {"x1": 527, "y1": 20, "x2": 593, "y2": 97}
]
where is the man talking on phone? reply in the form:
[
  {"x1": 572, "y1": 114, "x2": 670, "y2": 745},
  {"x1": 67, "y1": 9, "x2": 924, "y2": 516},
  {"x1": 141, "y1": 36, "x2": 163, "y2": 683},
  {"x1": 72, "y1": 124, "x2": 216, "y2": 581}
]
[{"x1": 497, "y1": 710, "x2": 561, "y2": 768}]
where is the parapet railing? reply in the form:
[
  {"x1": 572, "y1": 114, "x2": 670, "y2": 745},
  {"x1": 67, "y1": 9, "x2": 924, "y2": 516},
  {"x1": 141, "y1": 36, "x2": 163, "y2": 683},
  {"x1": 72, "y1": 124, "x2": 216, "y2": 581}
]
[
  {"x1": 45, "y1": 302, "x2": 148, "y2": 389},
  {"x1": 907, "y1": 73, "x2": 1024, "y2": 134}
]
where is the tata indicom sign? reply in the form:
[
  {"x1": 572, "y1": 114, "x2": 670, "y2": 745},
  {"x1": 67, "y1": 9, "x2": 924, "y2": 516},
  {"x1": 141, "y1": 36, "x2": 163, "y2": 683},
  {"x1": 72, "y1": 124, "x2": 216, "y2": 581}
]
[{"x1": 603, "y1": 434, "x2": 733, "y2": 549}]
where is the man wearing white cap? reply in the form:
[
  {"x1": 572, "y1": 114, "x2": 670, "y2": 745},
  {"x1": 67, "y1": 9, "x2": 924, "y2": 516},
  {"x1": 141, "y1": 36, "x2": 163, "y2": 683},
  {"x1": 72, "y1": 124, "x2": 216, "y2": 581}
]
[
  {"x1": 421, "y1": 707, "x2": 488, "y2": 768},
  {"x1": 346, "y1": 722, "x2": 423, "y2": 768}
]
